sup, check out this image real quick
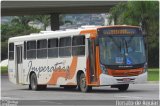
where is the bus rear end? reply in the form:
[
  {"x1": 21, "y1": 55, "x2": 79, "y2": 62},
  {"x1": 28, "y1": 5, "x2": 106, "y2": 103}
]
[{"x1": 97, "y1": 26, "x2": 147, "y2": 91}]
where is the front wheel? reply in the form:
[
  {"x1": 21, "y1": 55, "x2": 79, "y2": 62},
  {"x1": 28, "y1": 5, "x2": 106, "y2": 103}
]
[
  {"x1": 118, "y1": 84, "x2": 129, "y2": 91},
  {"x1": 78, "y1": 73, "x2": 92, "y2": 92}
]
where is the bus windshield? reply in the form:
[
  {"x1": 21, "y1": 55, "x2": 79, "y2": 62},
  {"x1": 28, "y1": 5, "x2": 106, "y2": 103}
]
[{"x1": 99, "y1": 35, "x2": 146, "y2": 66}]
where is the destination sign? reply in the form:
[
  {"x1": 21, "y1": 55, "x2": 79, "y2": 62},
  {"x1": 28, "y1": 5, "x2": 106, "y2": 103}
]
[{"x1": 98, "y1": 27, "x2": 142, "y2": 36}]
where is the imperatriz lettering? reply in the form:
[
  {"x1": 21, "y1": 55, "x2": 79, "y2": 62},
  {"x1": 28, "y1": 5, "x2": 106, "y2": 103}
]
[{"x1": 26, "y1": 60, "x2": 69, "y2": 81}]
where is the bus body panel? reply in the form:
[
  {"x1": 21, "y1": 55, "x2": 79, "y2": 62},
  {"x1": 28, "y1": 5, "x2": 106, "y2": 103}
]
[
  {"x1": 8, "y1": 60, "x2": 17, "y2": 84},
  {"x1": 8, "y1": 25, "x2": 147, "y2": 89},
  {"x1": 100, "y1": 72, "x2": 147, "y2": 85},
  {"x1": 22, "y1": 54, "x2": 86, "y2": 85}
]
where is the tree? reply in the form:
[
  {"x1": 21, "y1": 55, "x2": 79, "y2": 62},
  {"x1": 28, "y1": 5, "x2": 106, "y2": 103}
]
[
  {"x1": 1, "y1": 41, "x2": 8, "y2": 60},
  {"x1": 11, "y1": 16, "x2": 33, "y2": 26},
  {"x1": 32, "y1": 15, "x2": 50, "y2": 30},
  {"x1": 1, "y1": 17, "x2": 40, "y2": 60},
  {"x1": 108, "y1": 1, "x2": 159, "y2": 67},
  {"x1": 32, "y1": 14, "x2": 66, "y2": 30}
]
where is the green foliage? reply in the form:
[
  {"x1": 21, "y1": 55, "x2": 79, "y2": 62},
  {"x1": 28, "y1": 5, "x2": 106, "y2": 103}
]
[
  {"x1": 1, "y1": 14, "x2": 67, "y2": 60},
  {"x1": 31, "y1": 15, "x2": 50, "y2": 30},
  {"x1": 1, "y1": 41, "x2": 8, "y2": 60},
  {"x1": 148, "y1": 68, "x2": 159, "y2": 81},
  {"x1": 31, "y1": 15, "x2": 65, "y2": 30},
  {"x1": 11, "y1": 16, "x2": 34, "y2": 25},
  {"x1": 1, "y1": 23, "x2": 40, "y2": 42},
  {"x1": 1, "y1": 16, "x2": 40, "y2": 60},
  {"x1": 109, "y1": 1, "x2": 159, "y2": 67},
  {"x1": 1, "y1": 66, "x2": 8, "y2": 74}
]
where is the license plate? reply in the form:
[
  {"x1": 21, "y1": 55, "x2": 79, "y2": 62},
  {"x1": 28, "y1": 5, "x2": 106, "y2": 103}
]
[{"x1": 123, "y1": 78, "x2": 131, "y2": 83}]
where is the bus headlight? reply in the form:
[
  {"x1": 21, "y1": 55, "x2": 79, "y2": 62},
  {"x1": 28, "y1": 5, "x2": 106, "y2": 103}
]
[
  {"x1": 100, "y1": 64, "x2": 108, "y2": 74},
  {"x1": 143, "y1": 63, "x2": 148, "y2": 73}
]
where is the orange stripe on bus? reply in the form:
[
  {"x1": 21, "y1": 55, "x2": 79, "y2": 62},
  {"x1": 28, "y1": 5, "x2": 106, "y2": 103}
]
[
  {"x1": 80, "y1": 29, "x2": 99, "y2": 85},
  {"x1": 86, "y1": 57, "x2": 90, "y2": 85},
  {"x1": 80, "y1": 29, "x2": 97, "y2": 38},
  {"x1": 47, "y1": 56, "x2": 78, "y2": 84},
  {"x1": 95, "y1": 46, "x2": 101, "y2": 85},
  {"x1": 108, "y1": 68, "x2": 144, "y2": 76}
]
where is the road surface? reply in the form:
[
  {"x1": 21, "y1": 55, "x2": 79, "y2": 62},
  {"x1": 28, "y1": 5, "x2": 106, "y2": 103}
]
[{"x1": 1, "y1": 76, "x2": 159, "y2": 105}]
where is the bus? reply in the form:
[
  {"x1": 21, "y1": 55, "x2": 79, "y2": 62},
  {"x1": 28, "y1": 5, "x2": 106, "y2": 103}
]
[{"x1": 8, "y1": 25, "x2": 147, "y2": 92}]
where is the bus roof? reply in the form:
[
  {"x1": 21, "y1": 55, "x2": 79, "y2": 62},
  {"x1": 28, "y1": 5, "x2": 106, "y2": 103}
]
[
  {"x1": 97, "y1": 25, "x2": 140, "y2": 29},
  {"x1": 8, "y1": 25, "x2": 140, "y2": 42},
  {"x1": 8, "y1": 26, "x2": 98, "y2": 42}
]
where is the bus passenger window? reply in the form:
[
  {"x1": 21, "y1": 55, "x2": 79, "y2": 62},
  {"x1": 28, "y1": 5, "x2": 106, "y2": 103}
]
[
  {"x1": 27, "y1": 41, "x2": 36, "y2": 59},
  {"x1": 48, "y1": 38, "x2": 58, "y2": 58},
  {"x1": 9, "y1": 43, "x2": 14, "y2": 60},
  {"x1": 59, "y1": 37, "x2": 71, "y2": 57},
  {"x1": 37, "y1": 39, "x2": 47, "y2": 58},
  {"x1": 72, "y1": 35, "x2": 85, "y2": 56},
  {"x1": 24, "y1": 42, "x2": 26, "y2": 59}
]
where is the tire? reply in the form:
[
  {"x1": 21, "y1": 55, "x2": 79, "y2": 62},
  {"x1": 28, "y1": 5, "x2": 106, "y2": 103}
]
[
  {"x1": 29, "y1": 84, "x2": 32, "y2": 90},
  {"x1": 30, "y1": 73, "x2": 40, "y2": 90},
  {"x1": 78, "y1": 73, "x2": 92, "y2": 92},
  {"x1": 118, "y1": 84, "x2": 129, "y2": 91}
]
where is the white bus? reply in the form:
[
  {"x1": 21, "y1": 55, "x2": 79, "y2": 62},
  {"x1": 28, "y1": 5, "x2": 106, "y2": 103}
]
[{"x1": 8, "y1": 25, "x2": 147, "y2": 92}]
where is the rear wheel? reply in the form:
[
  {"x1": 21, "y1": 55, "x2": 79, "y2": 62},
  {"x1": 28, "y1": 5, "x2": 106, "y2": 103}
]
[
  {"x1": 78, "y1": 73, "x2": 92, "y2": 92},
  {"x1": 30, "y1": 73, "x2": 39, "y2": 90},
  {"x1": 30, "y1": 73, "x2": 47, "y2": 90}
]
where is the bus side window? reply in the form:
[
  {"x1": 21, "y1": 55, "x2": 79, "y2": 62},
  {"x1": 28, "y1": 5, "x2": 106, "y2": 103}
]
[
  {"x1": 27, "y1": 41, "x2": 36, "y2": 59},
  {"x1": 59, "y1": 37, "x2": 71, "y2": 57},
  {"x1": 48, "y1": 38, "x2": 58, "y2": 58},
  {"x1": 24, "y1": 41, "x2": 26, "y2": 59},
  {"x1": 72, "y1": 35, "x2": 85, "y2": 56},
  {"x1": 9, "y1": 43, "x2": 14, "y2": 60},
  {"x1": 37, "y1": 39, "x2": 47, "y2": 58}
]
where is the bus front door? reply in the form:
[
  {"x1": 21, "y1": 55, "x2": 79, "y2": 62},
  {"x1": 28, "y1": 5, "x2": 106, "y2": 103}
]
[
  {"x1": 88, "y1": 39, "x2": 98, "y2": 84},
  {"x1": 16, "y1": 45, "x2": 23, "y2": 84}
]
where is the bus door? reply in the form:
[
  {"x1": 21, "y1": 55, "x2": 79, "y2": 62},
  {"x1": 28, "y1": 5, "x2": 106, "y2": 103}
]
[
  {"x1": 88, "y1": 39, "x2": 98, "y2": 84},
  {"x1": 15, "y1": 45, "x2": 23, "y2": 84}
]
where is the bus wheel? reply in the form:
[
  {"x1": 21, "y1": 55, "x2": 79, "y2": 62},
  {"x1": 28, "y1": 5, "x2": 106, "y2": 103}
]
[
  {"x1": 79, "y1": 73, "x2": 92, "y2": 92},
  {"x1": 30, "y1": 73, "x2": 39, "y2": 90},
  {"x1": 118, "y1": 84, "x2": 129, "y2": 91},
  {"x1": 29, "y1": 84, "x2": 32, "y2": 90}
]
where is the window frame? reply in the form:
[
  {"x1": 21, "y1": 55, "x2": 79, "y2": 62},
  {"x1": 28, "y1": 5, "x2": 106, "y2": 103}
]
[
  {"x1": 48, "y1": 38, "x2": 59, "y2": 58},
  {"x1": 9, "y1": 43, "x2": 14, "y2": 60},
  {"x1": 72, "y1": 35, "x2": 85, "y2": 56},
  {"x1": 37, "y1": 39, "x2": 48, "y2": 58},
  {"x1": 24, "y1": 41, "x2": 27, "y2": 59},
  {"x1": 27, "y1": 40, "x2": 37, "y2": 59},
  {"x1": 59, "y1": 36, "x2": 72, "y2": 57}
]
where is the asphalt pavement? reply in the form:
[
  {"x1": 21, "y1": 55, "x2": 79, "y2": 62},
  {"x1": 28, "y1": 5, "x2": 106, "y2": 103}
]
[{"x1": 1, "y1": 76, "x2": 159, "y2": 106}]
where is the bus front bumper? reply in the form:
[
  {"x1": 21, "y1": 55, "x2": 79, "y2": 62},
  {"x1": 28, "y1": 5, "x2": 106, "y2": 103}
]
[{"x1": 100, "y1": 72, "x2": 147, "y2": 85}]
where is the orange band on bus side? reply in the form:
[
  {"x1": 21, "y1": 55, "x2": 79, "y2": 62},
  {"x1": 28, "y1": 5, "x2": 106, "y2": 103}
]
[
  {"x1": 47, "y1": 56, "x2": 78, "y2": 85},
  {"x1": 107, "y1": 68, "x2": 144, "y2": 77},
  {"x1": 80, "y1": 29, "x2": 100, "y2": 85}
]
